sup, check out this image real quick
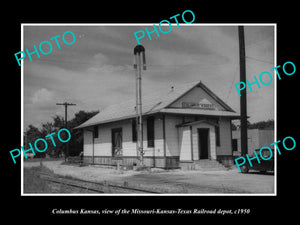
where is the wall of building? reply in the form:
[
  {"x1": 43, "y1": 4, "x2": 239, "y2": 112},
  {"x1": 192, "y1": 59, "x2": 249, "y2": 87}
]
[
  {"x1": 153, "y1": 114, "x2": 164, "y2": 157},
  {"x1": 178, "y1": 126, "x2": 192, "y2": 161},
  {"x1": 169, "y1": 86, "x2": 225, "y2": 111},
  {"x1": 83, "y1": 114, "x2": 234, "y2": 167},
  {"x1": 215, "y1": 117, "x2": 233, "y2": 166},
  {"x1": 232, "y1": 129, "x2": 274, "y2": 156},
  {"x1": 83, "y1": 115, "x2": 178, "y2": 168},
  {"x1": 83, "y1": 116, "x2": 165, "y2": 158},
  {"x1": 83, "y1": 129, "x2": 93, "y2": 156},
  {"x1": 259, "y1": 129, "x2": 274, "y2": 147},
  {"x1": 166, "y1": 115, "x2": 233, "y2": 162},
  {"x1": 164, "y1": 115, "x2": 182, "y2": 157},
  {"x1": 216, "y1": 117, "x2": 232, "y2": 156},
  {"x1": 191, "y1": 123, "x2": 216, "y2": 160}
]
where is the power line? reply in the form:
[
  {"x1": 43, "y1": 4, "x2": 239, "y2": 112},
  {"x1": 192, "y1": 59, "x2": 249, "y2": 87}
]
[
  {"x1": 225, "y1": 64, "x2": 239, "y2": 102},
  {"x1": 38, "y1": 58, "x2": 100, "y2": 66},
  {"x1": 246, "y1": 56, "x2": 273, "y2": 65},
  {"x1": 245, "y1": 36, "x2": 274, "y2": 49},
  {"x1": 37, "y1": 57, "x2": 229, "y2": 70}
]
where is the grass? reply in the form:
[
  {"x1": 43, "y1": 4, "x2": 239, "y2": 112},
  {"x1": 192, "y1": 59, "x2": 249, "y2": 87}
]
[
  {"x1": 23, "y1": 164, "x2": 100, "y2": 193},
  {"x1": 23, "y1": 165, "x2": 55, "y2": 193}
]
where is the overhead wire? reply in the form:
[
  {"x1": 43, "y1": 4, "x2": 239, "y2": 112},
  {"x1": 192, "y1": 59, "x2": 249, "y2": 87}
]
[
  {"x1": 225, "y1": 64, "x2": 239, "y2": 102},
  {"x1": 245, "y1": 56, "x2": 274, "y2": 65}
]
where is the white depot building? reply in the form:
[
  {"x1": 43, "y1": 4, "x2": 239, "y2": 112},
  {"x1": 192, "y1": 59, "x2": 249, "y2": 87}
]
[{"x1": 76, "y1": 81, "x2": 239, "y2": 169}]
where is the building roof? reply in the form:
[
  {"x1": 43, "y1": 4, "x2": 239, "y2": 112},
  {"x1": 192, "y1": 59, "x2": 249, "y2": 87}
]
[
  {"x1": 75, "y1": 81, "x2": 239, "y2": 129},
  {"x1": 160, "y1": 108, "x2": 240, "y2": 117}
]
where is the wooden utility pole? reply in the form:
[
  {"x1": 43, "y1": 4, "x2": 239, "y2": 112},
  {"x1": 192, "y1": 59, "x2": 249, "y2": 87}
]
[
  {"x1": 56, "y1": 102, "x2": 76, "y2": 160},
  {"x1": 238, "y1": 26, "x2": 248, "y2": 156},
  {"x1": 133, "y1": 45, "x2": 146, "y2": 166}
]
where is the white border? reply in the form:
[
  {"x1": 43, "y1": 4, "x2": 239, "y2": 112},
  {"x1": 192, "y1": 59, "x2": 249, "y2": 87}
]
[
  {"x1": 21, "y1": 23, "x2": 277, "y2": 197},
  {"x1": 21, "y1": 24, "x2": 24, "y2": 195},
  {"x1": 274, "y1": 24, "x2": 277, "y2": 196}
]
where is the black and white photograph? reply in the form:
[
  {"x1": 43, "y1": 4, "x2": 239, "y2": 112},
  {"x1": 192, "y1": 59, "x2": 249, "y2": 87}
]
[{"x1": 21, "y1": 24, "x2": 275, "y2": 195}]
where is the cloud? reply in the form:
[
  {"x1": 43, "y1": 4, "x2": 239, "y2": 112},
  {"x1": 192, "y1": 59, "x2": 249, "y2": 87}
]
[
  {"x1": 31, "y1": 88, "x2": 54, "y2": 104},
  {"x1": 92, "y1": 52, "x2": 109, "y2": 65},
  {"x1": 23, "y1": 25, "x2": 275, "y2": 129},
  {"x1": 86, "y1": 52, "x2": 129, "y2": 73},
  {"x1": 25, "y1": 88, "x2": 58, "y2": 128}
]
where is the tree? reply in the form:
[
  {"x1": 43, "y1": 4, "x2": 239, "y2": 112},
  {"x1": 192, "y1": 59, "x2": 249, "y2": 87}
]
[
  {"x1": 40, "y1": 121, "x2": 60, "y2": 157},
  {"x1": 248, "y1": 119, "x2": 274, "y2": 129},
  {"x1": 52, "y1": 115, "x2": 64, "y2": 128},
  {"x1": 25, "y1": 110, "x2": 99, "y2": 158},
  {"x1": 50, "y1": 111, "x2": 99, "y2": 157},
  {"x1": 25, "y1": 125, "x2": 41, "y2": 142},
  {"x1": 231, "y1": 120, "x2": 251, "y2": 130},
  {"x1": 67, "y1": 110, "x2": 99, "y2": 156},
  {"x1": 232, "y1": 119, "x2": 274, "y2": 130},
  {"x1": 24, "y1": 125, "x2": 45, "y2": 158}
]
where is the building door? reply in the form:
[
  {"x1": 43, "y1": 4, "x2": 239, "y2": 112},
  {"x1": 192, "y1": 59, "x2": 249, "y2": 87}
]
[
  {"x1": 198, "y1": 128, "x2": 209, "y2": 159},
  {"x1": 112, "y1": 128, "x2": 122, "y2": 157}
]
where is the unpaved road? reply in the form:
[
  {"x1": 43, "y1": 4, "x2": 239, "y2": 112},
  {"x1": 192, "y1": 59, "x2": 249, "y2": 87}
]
[
  {"x1": 120, "y1": 170, "x2": 274, "y2": 193},
  {"x1": 24, "y1": 160, "x2": 274, "y2": 194}
]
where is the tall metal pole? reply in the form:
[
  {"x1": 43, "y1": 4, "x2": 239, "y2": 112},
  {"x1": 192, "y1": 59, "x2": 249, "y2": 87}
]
[
  {"x1": 138, "y1": 52, "x2": 143, "y2": 163},
  {"x1": 134, "y1": 45, "x2": 146, "y2": 166},
  {"x1": 134, "y1": 51, "x2": 139, "y2": 158},
  {"x1": 238, "y1": 26, "x2": 248, "y2": 157}
]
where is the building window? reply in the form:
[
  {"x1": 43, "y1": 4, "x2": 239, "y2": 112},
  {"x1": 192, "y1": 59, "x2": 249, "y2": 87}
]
[
  {"x1": 94, "y1": 125, "x2": 98, "y2": 138},
  {"x1": 232, "y1": 139, "x2": 238, "y2": 152},
  {"x1": 147, "y1": 116, "x2": 155, "y2": 147},
  {"x1": 112, "y1": 128, "x2": 122, "y2": 157},
  {"x1": 132, "y1": 119, "x2": 137, "y2": 142},
  {"x1": 215, "y1": 125, "x2": 220, "y2": 146}
]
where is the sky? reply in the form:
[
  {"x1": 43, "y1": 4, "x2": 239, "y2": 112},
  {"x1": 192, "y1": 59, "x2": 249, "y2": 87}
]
[{"x1": 23, "y1": 24, "x2": 275, "y2": 129}]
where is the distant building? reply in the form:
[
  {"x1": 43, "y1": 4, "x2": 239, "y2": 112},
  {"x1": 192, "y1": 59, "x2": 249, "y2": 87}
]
[
  {"x1": 24, "y1": 152, "x2": 34, "y2": 159},
  {"x1": 232, "y1": 128, "x2": 274, "y2": 157},
  {"x1": 76, "y1": 81, "x2": 240, "y2": 169}
]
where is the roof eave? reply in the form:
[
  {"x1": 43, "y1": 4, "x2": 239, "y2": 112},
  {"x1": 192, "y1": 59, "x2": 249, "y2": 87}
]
[{"x1": 74, "y1": 110, "x2": 162, "y2": 129}]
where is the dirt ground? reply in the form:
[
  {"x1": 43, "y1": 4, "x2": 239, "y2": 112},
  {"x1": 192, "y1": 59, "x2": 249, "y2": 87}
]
[{"x1": 23, "y1": 160, "x2": 275, "y2": 194}]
